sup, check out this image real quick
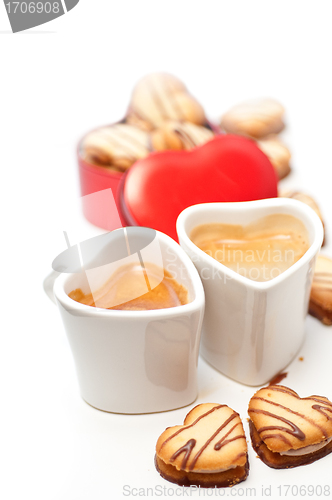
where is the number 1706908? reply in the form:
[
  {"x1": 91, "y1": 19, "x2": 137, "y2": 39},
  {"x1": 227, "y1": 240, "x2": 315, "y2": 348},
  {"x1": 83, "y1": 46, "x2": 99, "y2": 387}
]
[
  {"x1": 277, "y1": 485, "x2": 330, "y2": 496},
  {"x1": 5, "y1": 2, "x2": 60, "y2": 14}
]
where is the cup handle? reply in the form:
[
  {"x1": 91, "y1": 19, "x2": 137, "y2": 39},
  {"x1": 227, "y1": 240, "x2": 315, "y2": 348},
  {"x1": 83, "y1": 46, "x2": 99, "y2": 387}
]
[{"x1": 43, "y1": 270, "x2": 61, "y2": 304}]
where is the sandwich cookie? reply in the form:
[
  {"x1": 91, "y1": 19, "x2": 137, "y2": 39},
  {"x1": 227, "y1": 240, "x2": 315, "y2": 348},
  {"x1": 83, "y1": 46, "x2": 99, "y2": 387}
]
[
  {"x1": 155, "y1": 403, "x2": 249, "y2": 488},
  {"x1": 248, "y1": 385, "x2": 332, "y2": 468}
]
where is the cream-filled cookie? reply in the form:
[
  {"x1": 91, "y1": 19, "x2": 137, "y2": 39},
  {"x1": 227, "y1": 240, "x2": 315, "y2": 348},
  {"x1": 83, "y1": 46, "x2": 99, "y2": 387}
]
[
  {"x1": 309, "y1": 255, "x2": 332, "y2": 325},
  {"x1": 127, "y1": 73, "x2": 206, "y2": 130},
  {"x1": 248, "y1": 385, "x2": 332, "y2": 468},
  {"x1": 257, "y1": 135, "x2": 291, "y2": 180},
  {"x1": 220, "y1": 98, "x2": 285, "y2": 138},
  {"x1": 155, "y1": 403, "x2": 249, "y2": 488},
  {"x1": 280, "y1": 191, "x2": 325, "y2": 244},
  {"x1": 81, "y1": 123, "x2": 151, "y2": 171}
]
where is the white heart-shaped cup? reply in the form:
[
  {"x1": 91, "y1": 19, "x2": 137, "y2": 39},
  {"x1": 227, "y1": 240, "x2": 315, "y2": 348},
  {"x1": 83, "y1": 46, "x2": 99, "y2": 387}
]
[
  {"x1": 177, "y1": 198, "x2": 324, "y2": 386},
  {"x1": 44, "y1": 228, "x2": 205, "y2": 414}
]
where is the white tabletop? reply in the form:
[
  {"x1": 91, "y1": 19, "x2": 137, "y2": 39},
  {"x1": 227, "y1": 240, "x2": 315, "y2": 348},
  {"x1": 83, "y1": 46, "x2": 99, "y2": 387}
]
[{"x1": 2, "y1": 2, "x2": 332, "y2": 499}]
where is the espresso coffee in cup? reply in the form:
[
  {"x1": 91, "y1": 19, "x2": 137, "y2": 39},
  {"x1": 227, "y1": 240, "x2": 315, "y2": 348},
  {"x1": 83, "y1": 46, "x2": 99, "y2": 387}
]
[
  {"x1": 190, "y1": 213, "x2": 310, "y2": 282},
  {"x1": 68, "y1": 262, "x2": 189, "y2": 310}
]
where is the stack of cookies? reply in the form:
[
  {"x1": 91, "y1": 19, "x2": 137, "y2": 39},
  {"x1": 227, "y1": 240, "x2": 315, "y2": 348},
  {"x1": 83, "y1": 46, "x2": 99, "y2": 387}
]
[
  {"x1": 80, "y1": 73, "x2": 216, "y2": 172},
  {"x1": 80, "y1": 74, "x2": 293, "y2": 183}
]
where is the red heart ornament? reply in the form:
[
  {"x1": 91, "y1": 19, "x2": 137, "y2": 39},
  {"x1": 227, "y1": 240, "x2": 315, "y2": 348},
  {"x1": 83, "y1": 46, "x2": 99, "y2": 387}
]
[{"x1": 122, "y1": 134, "x2": 278, "y2": 240}]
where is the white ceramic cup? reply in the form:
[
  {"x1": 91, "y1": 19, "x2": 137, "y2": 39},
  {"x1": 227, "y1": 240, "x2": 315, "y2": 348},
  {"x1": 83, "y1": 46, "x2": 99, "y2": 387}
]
[
  {"x1": 44, "y1": 228, "x2": 205, "y2": 414},
  {"x1": 176, "y1": 198, "x2": 324, "y2": 386}
]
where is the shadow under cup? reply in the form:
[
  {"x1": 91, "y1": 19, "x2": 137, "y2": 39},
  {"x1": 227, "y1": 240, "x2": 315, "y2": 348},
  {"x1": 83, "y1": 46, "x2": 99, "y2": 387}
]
[
  {"x1": 53, "y1": 228, "x2": 205, "y2": 414},
  {"x1": 177, "y1": 199, "x2": 324, "y2": 386}
]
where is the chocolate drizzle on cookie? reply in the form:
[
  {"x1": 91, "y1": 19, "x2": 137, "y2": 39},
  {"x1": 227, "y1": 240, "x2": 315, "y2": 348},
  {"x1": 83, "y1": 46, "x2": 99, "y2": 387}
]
[
  {"x1": 114, "y1": 126, "x2": 151, "y2": 152},
  {"x1": 82, "y1": 124, "x2": 150, "y2": 168},
  {"x1": 188, "y1": 413, "x2": 242, "y2": 471},
  {"x1": 159, "y1": 404, "x2": 225, "y2": 451},
  {"x1": 148, "y1": 78, "x2": 173, "y2": 122},
  {"x1": 136, "y1": 74, "x2": 186, "y2": 125},
  {"x1": 129, "y1": 73, "x2": 206, "y2": 129},
  {"x1": 249, "y1": 407, "x2": 306, "y2": 441},
  {"x1": 170, "y1": 439, "x2": 196, "y2": 469},
  {"x1": 174, "y1": 127, "x2": 197, "y2": 149},
  {"x1": 307, "y1": 397, "x2": 332, "y2": 422},
  {"x1": 213, "y1": 415, "x2": 240, "y2": 450}
]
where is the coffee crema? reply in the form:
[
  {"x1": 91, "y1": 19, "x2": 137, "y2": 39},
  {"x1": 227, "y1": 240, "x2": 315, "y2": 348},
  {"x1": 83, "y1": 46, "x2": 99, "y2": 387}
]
[
  {"x1": 190, "y1": 214, "x2": 310, "y2": 282},
  {"x1": 68, "y1": 262, "x2": 188, "y2": 311}
]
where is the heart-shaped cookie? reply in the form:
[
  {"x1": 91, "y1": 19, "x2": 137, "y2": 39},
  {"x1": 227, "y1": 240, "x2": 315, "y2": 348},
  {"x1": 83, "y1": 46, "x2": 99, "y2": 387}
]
[
  {"x1": 248, "y1": 385, "x2": 332, "y2": 468},
  {"x1": 123, "y1": 135, "x2": 278, "y2": 240},
  {"x1": 155, "y1": 403, "x2": 249, "y2": 488}
]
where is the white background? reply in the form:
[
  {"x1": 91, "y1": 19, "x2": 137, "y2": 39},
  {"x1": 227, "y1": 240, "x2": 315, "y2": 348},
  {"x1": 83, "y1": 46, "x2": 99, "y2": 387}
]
[{"x1": 1, "y1": 1, "x2": 332, "y2": 499}]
